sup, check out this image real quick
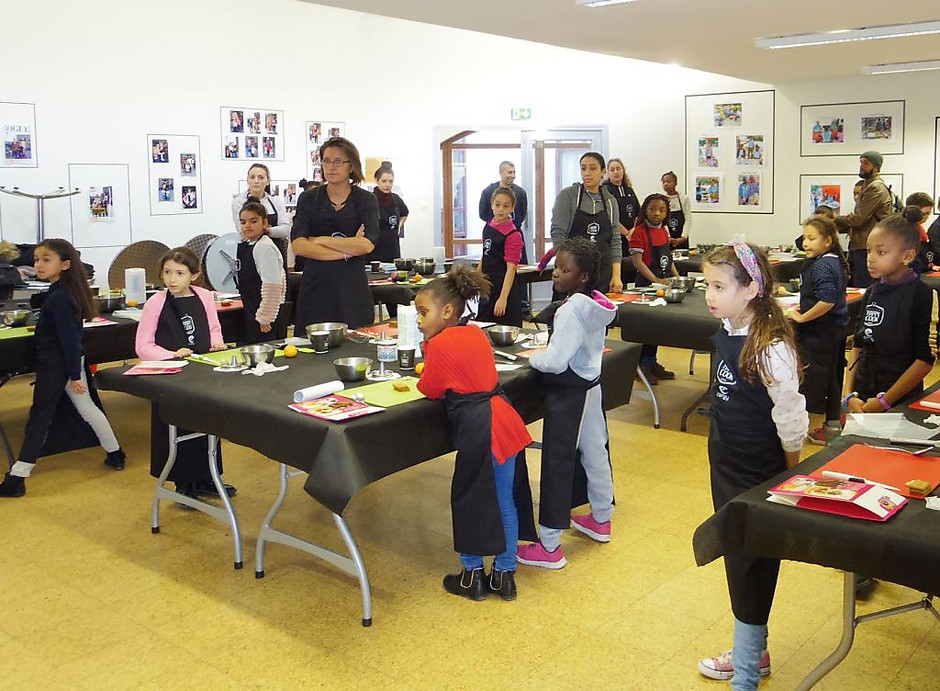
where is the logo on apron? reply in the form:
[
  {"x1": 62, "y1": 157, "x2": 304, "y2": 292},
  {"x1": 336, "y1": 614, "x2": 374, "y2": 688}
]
[
  {"x1": 715, "y1": 359, "x2": 736, "y2": 402},
  {"x1": 587, "y1": 222, "x2": 600, "y2": 242},
  {"x1": 483, "y1": 238, "x2": 492, "y2": 255},
  {"x1": 181, "y1": 315, "x2": 195, "y2": 346},
  {"x1": 331, "y1": 231, "x2": 348, "y2": 238},
  {"x1": 864, "y1": 303, "x2": 884, "y2": 327},
  {"x1": 388, "y1": 215, "x2": 398, "y2": 229},
  {"x1": 659, "y1": 255, "x2": 670, "y2": 271},
  {"x1": 668, "y1": 217, "x2": 678, "y2": 231}
]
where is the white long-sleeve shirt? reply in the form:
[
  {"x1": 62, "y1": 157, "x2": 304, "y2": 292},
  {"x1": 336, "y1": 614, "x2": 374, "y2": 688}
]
[
  {"x1": 231, "y1": 192, "x2": 291, "y2": 240},
  {"x1": 722, "y1": 319, "x2": 809, "y2": 453}
]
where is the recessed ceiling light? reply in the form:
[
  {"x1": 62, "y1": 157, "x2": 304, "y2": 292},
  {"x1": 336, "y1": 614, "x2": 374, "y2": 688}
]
[
  {"x1": 863, "y1": 59, "x2": 940, "y2": 75},
  {"x1": 756, "y1": 20, "x2": 940, "y2": 49},
  {"x1": 576, "y1": 0, "x2": 637, "y2": 7}
]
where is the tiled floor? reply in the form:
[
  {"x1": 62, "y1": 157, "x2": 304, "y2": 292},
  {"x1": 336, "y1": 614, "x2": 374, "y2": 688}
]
[{"x1": 0, "y1": 341, "x2": 937, "y2": 690}]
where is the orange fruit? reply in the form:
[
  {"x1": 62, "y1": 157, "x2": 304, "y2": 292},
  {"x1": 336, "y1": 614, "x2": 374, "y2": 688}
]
[
  {"x1": 655, "y1": 289, "x2": 665, "y2": 297},
  {"x1": 415, "y1": 362, "x2": 425, "y2": 375},
  {"x1": 283, "y1": 345, "x2": 298, "y2": 358},
  {"x1": 126, "y1": 299, "x2": 139, "y2": 307}
]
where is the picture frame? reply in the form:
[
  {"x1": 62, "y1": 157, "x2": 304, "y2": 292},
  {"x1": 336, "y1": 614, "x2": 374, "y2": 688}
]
[
  {"x1": 800, "y1": 101, "x2": 905, "y2": 157},
  {"x1": 0, "y1": 101, "x2": 38, "y2": 168},
  {"x1": 306, "y1": 120, "x2": 345, "y2": 182},
  {"x1": 798, "y1": 173, "x2": 903, "y2": 222},
  {"x1": 236, "y1": 179, "x2": 300, "y2": 209},
  {"x1": 685, "y1": 89, "x2": 775, "y2": 214},
  {"x1": 147, "y1": 134, "x2": 203, "y2": 216},
  {"x1": 67, "y1": 163, "x2": 132, "y2": 248},
  {"x1": 220, "y1": 107, "x2": 284, "y2": 161}
]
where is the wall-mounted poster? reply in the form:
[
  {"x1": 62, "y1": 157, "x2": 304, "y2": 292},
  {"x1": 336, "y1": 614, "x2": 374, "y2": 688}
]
[
  {"x1": 698, "y1": 136, "x2": 719, "y2": 167},
  {"x1": 800, "y1": 101, "x2": 905, "y2": 156},
  {"x1": 799, "y1": 173, "x2": 904, "y2": 222},
  {"x1": 695, "y1": 175, "x2": 722, "y2": 205},
  {"x1": 68, "y1": 163, "x2": 132, "y2": 248},
  {"x1": 220, "y1": 107, "x2": 284, "y2": 161},
  {"x1": 147, "y1": 134, "x2": 202, "y2": 216},
  {"x1": 236, "y1": 179, "x2": 300, "y2": 209},
  {"x1": 737, "y1": 174, "x2": 761, "y2": 207},
  {"x1": 1, "y1": 102, "x2": 38, "y2": 168},
  {"x1": 685, "y1": 89, "x2": 774, "y2": 213},
  {"x1": 306, "y1": 120, "x2": 345, "y2": 182}
]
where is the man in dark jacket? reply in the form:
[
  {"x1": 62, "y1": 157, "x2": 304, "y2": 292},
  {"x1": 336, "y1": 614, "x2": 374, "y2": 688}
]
[{"x1": 834, "y1": 151, "x2": 892, "y2": 287}]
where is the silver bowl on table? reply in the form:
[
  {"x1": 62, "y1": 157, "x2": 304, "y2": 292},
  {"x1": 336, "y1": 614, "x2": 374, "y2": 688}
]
[
  {"x1": 305, "y1": 322, "x2": 347, "y2": 348},
  {"x1": 1, "y1": 309, "x2": 30, "y2": 326},
  {"x1": 663, "y1": 288, "x2": 686, "y2": 303},
  {"x1": 486, "y1": 325, "x2": 520, "y2": 346},
  {"x1": 94, "y1": 294, "x2": 126, "y2": 313},
  {"x1": 334, "y1": 356, "x2": 373, "y2": 382},
  {"x1": 239, "y1": 344, "x2": 275, "y2": 367}
]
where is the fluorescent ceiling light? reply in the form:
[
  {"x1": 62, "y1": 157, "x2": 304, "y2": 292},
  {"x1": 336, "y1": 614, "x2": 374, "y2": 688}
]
[
  {"x1": 863, "y1": 60, "x2": 940, "y2": 75},
  {"x1": 576, "y1": 0, "x2": 636, "y2": 7},
  {"x1": 756, "y1": 20, "x2": 940, "y2": 49}
]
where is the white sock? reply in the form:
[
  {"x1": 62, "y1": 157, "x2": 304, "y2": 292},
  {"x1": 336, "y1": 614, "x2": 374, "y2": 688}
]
[{"x1": 11, "y1": 461, "x2": 35, "y2": 478}]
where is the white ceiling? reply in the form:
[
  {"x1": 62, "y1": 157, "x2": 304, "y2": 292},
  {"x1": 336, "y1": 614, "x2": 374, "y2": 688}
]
[{"x1": 303, "y1": 0, "x2": 940, "y2": 83}]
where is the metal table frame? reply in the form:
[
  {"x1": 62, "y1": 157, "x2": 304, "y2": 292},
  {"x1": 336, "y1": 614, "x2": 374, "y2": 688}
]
[{"x1": 797, "y1": 572, "x2": 938, "y2": 690}]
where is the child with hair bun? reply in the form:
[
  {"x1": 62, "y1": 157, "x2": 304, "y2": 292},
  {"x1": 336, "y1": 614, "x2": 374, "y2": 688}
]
[{"x1": 416, "y1": 265, "x2": 535, "y2": 602}]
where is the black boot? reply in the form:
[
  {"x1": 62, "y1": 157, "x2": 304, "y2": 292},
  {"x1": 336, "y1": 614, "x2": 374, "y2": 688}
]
[
  {"x1": 488, "y1": 568, "x2": 517, "y2": 601},
  {"x1": 442, "y1": 567, "x2": 487, "y2": 601},
  {"x1": 0, "y1": 473, "x2": 26, "y2": 498},
  {"x1": 192, "y1": 478, "x2": 237, "y2": 498},
  {"x1": 103, "y1": 449, "x2": 126, "y2": 471}
]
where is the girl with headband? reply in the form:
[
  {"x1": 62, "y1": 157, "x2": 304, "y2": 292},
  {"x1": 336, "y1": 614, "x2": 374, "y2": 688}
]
[{"x1": 696, "y1": 242, "x2": 808, "y2": 689}]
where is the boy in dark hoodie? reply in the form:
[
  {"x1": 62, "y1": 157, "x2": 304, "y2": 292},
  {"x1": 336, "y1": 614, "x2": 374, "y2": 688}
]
[{"x1": 517, "y1": 237, "x2": 618, "y2": 569}]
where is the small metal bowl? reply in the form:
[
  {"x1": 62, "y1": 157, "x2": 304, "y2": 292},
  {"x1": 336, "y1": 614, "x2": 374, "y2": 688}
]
[
  {"x1": 305, "y1": 322, "x2": 347, "y2": 347},
  {"x1": 667, "y1": 276, "x2": 696, "y2": 293},
  {"x1": 394, "y1": 258, "x2": 415, "y2": 271},
  {"x1": 94, "y1": 294, "x2": 125, "y2": 313},
  {"x1": 334, "y1": 356, "x2": 373, "y2": 382},
  {"x1": 239, "y1": 344, "x2": 275, "y2": 367},
  {"x1": 487, "y1": 325, "x2": 520, "y2": 346},
  {"x1": 1, "y1": 309, "x2": 30, "y2": 326},
  {"x1": 663, "y1": 288, "x2": 686, "y2": 303},
  {"x1": 414, "y1": 259, "x2": 435, "y2": 275}
]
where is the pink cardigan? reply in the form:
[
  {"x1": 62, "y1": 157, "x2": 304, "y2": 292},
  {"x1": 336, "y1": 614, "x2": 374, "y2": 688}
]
[{"x1": 135, "y1": 286, "x2": 224, "y2": 360}]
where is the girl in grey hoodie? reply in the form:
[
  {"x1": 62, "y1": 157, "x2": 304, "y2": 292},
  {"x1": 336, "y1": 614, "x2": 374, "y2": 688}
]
[{"x1": 517, "y1": 237, "x2": 618, "y2": 569}]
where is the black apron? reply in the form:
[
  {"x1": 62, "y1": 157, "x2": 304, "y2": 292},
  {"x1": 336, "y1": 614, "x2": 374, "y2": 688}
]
[
  {"x1": 477, "y1": 223, "x2": 523, "y2": 327},
  {"x1": 797, "y1": 257, "x2": 847, "y2": 414},
  {"x1": 667, "y1": 195, "x2": 686, "y2": 239},
  {"x1": 240, "y1": 192, "x2": 289, "y2": 269},
  {"x1": 294, "y1": 188, "x2": 375, "y2": 331},
  {"x1": 708, "y1": 328, "x2": 785, "y2": 625},
  {"x1": 603, "y1": 181, "x2": 639, "y2": 265},
  {"x1": 633, "y1": 225, "x2": 673, "y2": 288},
  {"x1": 554, "y1": 185, "x2": 614, "y2": 300},
  {"x1": 853, "y1": 278, "x2": 924, "y2": 401},
  {"x1": 443, "y1": 385, "x2": 537, "y2": 555},
  {"x1": 370, "y1": 195, "x2": 402, "y2": 263},
  {"x1": 18, "y1": 285, "x2": 109, "y2": 462},
  {"x1": 538, "y1": 367, "x2": 609, "y2": 529},
  {"x1": 235, "y1": 239, "x2": 276, "y2": 345},
  {"x1": 150, "y1": 293, "x2": 221, "y2": 482}
]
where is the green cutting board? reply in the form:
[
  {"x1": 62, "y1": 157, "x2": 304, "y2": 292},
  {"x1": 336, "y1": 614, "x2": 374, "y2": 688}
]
[
  {"x1": 0, "y1": 326, "x2": 32, "y2": 340},
  {"x1": 345, "y1": 377, "x2": 425, "y2": 407}
]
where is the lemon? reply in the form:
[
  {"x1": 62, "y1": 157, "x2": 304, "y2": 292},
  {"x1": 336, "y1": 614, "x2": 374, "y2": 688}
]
[
  {"x1": 283, "y1": 345, "x2": 299, "y2": 358},
  {"x1": 415, "y1": 362, "x2": 425, "y2": 375},
  {"x1": 126, "y1": 299, "x2": 139, "y2": 307}
]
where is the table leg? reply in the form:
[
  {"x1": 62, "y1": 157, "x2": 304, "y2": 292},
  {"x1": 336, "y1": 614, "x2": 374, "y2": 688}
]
[
  {"x1": 255, "y1": 463, "x2": 374, "y2": 627},
  {"x1": 680, "y1": 389, "x2": 710, "y2": 432},
  {"x1": 151, "y1": 426, "x2": 244, "y2": 570},
  {"x1": 635, "y1": 367, "x2": 660, "y2": 429},
  {"x1": 796, "y1": 571, "x2": 857, "y2": 690}
]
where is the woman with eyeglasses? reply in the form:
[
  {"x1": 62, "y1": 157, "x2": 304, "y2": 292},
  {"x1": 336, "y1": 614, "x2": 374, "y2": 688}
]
[
  {"x1": 231, "y1": 163, "x2": 291, "y2": 267},
  {"x1": 291, "y1": 137, "x2": 380, "y2": 330}
]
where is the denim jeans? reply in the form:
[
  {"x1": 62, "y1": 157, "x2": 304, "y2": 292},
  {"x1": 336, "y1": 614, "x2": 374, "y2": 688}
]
[
  {"x1": 731, "y1": 617, "x2": 768, "y2": 691},
  {"x1": 460, "y1": 453, "x2": 518, "y2": 572}
]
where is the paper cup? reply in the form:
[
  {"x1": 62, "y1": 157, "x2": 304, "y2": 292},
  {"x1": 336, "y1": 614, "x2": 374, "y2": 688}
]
[
  {"x1": 397, "y1": 346, "x2": 416, "y2": 371},
  {"x1": 311, "y1": 331, "x2": 330, "y2": 353}
]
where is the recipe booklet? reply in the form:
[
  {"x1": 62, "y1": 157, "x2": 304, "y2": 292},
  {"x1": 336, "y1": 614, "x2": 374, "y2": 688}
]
[
  {"x1": 123, "y1": 360, "x2": 189, "y2": 376},
  {"x1": 289, "y1": 395, "x2": 385, "y2": 422},
  {"x1": 766, "y1": 474, "x2": 907, "y2": 522}
]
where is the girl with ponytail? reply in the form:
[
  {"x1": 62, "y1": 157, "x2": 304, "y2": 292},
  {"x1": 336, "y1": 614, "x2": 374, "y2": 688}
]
[
  {"x1": 415, "y1": 264, "x2": 536, "y2": 602},
  {"x1": 696, "y1": 242, "x2": 808, "y2": 688}
]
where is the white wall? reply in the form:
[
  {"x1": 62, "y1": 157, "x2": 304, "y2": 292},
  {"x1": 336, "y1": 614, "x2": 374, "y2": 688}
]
[{"x1": 0, "y1": 0, "x2": 764, "y2": 286}]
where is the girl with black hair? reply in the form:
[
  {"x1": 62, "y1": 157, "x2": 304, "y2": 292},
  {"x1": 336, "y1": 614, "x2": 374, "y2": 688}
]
[
  {"x1": 516, "y1": 237, "x2": 617, "y2": 570},
  {"x1": 415, "y1": 265, "x2": 536, "y2": 601},
  {"x1": 237, "y1": 197, "x2": 286, "y2": 344},
  {"x1": 845, "y1": 207, "x2": 935, "y2": 413},
  {"x1": 1, "y1": 239, "x2": 125, "y2": 498},
  {"x1": 231, "y1": 163, "x2": 292, "y2": 267},
  {"x1": 662, "y1": 171, "x2": 692, "y2": 247}
]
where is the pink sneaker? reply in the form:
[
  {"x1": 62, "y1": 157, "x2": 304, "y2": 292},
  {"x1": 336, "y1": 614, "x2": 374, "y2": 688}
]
[
  {"x1": 697, "y1": 648, "x2": 771, "y2": 680},
  {"x1": 570, "y1": 513, "x2": 611, "y2": 542},
  {"x1": 516, "y1": 542, "x2": 567, "y2": 569}
]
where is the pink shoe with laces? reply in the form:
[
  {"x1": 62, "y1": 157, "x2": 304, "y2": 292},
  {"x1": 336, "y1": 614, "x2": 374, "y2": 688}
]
[
  {"x1": 570, "y1": 513, "x2": 611, "y2": 542},
  {"x1": 697, "y1": 648, "x2": 771, "y2": 680},
  {"x1": 516, "y1": 542, "x2": 567, "y2": 569}
]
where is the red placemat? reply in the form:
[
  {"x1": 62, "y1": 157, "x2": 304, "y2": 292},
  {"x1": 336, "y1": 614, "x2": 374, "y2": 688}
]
[
  {"x1": 910, "y1": 390, "x2": 940, "y2": 412},
  {"x1": 810, "y1": 444, "x2": 940, "y2": 499}
]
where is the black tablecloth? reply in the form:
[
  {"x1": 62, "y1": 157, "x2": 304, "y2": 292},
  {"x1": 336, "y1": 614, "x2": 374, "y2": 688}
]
[
  {"x1": 96, "y1": 336, "x2": 641, "y2": 515},
  {"x1": 692, "y1": 430, "x2": 940, "y2": 595},
  {"x1": 0, "y1": 308, "x2": 247, "y2": 376},
  {"x1": 618, "y1": 290, "x2": 864, "y2": 353},
  {"x1": 675, "y1": 256, "x2": 805, "y2": 282},
  {"x1": 921, "y1": 272, "x2": 940, "y2": 292}
]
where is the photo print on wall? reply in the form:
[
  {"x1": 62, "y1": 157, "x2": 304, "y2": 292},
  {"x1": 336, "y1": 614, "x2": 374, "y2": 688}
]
[
  {"x1": 148, "y1": 133, "x2": 202, "y2": 215},
  {"x1": 0, "y1": 102, "x2": 38, "y2": 168},
  {"x1": 88, "y1": 186, "x2": 113, "y2": 220},
  {"x1": 221, "y1": 106, "x2": 283, "y2": 160},
  {"x1": 737, "y1": 175, "x2": 761, "y2": 207},
  {"x1": 714, "y1": 103, "x2": 742, "y2": 127},
  {"x1": 306, "y1": 120, "x2": 345, "y2": 181},
  {"x1": 695, "y1": 175, "x2": 722, "y2": 205},
  {"x1": 698, "y1": 136, "x2": 719, "y2": 168},
  {"x1": 812, "y1": 118, "x2": 844, "y2": 144},
  {"x1": 861, "y1": 116, "x2": 892, "y2": 140},
  {"x1": 735, "y1": 135, "x2": 765, "y2": 166},
  {"x1": 68, "y1": 163, "x2": 132, "y2": 247}
]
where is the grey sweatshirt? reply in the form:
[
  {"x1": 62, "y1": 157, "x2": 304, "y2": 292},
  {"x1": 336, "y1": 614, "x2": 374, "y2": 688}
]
[
  {"x1": 529, "y1": 291, "x2": 617, "y2": 380},
  {"x1": 550, "y1": 184, "x2": 622, "y2": 265}
]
